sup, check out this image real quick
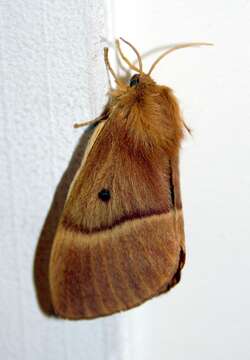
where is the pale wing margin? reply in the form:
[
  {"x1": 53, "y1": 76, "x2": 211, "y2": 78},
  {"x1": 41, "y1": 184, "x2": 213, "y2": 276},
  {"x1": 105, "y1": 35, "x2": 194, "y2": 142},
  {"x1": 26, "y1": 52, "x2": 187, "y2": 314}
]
[{"x1": 66, "y1": 121, "x2": 106, "y2": 201}]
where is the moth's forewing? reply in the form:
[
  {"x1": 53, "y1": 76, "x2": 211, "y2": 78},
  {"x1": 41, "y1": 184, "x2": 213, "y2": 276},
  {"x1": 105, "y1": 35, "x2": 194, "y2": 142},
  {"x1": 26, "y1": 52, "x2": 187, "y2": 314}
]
[{"x1": 49, "y1": 117, "x2": 185, "y2": 319}]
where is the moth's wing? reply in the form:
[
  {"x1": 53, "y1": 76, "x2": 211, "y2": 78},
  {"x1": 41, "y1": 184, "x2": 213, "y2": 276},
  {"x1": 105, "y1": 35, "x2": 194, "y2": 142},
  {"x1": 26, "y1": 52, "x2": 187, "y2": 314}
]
[{"x1": 49, "y1": 119, "x2": 185, "y2": 319}]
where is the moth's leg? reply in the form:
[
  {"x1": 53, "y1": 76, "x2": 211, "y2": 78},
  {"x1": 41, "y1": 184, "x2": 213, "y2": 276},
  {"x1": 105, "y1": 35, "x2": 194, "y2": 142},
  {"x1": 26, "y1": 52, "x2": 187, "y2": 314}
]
[
  {"x1": 74, "y1": 108, "x2": 110, "y2": 129},
  {"x1": 73, "y1": 118, "x2": 100, "y2": 128}
]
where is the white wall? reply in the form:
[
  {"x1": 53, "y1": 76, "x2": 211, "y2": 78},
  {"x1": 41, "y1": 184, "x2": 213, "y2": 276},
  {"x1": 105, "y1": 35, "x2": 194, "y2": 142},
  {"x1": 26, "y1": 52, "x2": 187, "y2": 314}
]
[
  {"x1": 1, "y1": 1, "x2": 250, "y2": 359},
  {"x1": 112, "y1": 1, "x2": 250, "y2": 359}
]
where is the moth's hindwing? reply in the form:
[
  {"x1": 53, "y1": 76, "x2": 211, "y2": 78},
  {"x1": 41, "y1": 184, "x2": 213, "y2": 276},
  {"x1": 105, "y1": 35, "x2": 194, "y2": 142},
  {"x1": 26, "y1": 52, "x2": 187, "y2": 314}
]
[{"x1": 49, "y1": 120, "x2": 185, "y2": 319}]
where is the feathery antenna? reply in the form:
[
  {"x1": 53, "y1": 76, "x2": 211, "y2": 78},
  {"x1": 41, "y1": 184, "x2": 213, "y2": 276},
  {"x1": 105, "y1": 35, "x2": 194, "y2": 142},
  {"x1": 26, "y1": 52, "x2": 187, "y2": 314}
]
[
  {"x1": 116, "y1": 38, "x2": 143, "y2": 73},
  {"x1": 148, "y1": 42, "x2": 213, "y2": 75}
]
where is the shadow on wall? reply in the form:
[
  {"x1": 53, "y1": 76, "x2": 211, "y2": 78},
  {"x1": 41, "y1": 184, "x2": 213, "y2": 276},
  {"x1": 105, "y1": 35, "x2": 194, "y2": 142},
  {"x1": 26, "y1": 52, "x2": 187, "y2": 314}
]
[{"x1": 33, "y1": 126, "x2": 95, "y2": 316}]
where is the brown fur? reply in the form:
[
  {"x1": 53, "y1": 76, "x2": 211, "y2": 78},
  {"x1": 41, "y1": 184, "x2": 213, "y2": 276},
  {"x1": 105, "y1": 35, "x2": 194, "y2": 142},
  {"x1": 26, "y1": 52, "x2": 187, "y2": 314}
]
[{"x1": 49, "y1": 67, "x2": 186, "y2": 319}]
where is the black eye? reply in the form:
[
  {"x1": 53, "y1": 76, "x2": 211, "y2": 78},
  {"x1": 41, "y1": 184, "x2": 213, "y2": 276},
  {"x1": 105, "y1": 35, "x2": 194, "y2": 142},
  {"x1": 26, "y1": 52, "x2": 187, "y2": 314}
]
[
  {"x1": 129, "y1": 74, "x2": 140, "y2": 87},
  {"x1": 98, "y1": 189, "x2": 110, "y2": 202}
]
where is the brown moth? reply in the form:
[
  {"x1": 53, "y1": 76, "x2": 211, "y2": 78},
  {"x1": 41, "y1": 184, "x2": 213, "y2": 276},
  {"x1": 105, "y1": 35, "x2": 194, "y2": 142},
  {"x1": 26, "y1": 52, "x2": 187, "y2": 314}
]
[{"x1": 49, "y1": 38, "x2": 211, "y2": 319}]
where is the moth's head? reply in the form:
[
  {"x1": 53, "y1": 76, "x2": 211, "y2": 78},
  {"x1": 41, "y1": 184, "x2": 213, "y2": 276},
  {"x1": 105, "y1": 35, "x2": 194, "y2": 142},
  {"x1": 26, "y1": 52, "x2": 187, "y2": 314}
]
[
  {"x1": 128, "y1": 72, "x2": 156, "y2": 90},
  {"x1": 103, "y1": 38, "x2": 211, "y2": 154},
  {"x1": 124, "y1": 71, "x2": 162, "y2": 105}
]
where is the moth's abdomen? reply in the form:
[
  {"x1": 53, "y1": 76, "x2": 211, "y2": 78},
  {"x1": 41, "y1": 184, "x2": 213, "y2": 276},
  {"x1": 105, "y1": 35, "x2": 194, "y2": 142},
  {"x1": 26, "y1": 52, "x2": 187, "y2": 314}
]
[{"x1": 49, "y1": 209, "x2": 184, "y2": 319}]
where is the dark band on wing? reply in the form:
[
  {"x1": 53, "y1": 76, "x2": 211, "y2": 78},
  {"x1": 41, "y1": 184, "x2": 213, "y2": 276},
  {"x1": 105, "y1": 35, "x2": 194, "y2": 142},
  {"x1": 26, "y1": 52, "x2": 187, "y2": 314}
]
[{"x1": 61, "y1": 209, "x2": 174, "y2": 235}]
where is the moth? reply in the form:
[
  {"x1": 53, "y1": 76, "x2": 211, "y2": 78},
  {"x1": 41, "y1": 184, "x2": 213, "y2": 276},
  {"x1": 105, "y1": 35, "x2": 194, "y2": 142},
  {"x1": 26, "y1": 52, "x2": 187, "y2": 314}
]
[{"x1": 49, "y1": 38, "x2": 211, "y2": 319}]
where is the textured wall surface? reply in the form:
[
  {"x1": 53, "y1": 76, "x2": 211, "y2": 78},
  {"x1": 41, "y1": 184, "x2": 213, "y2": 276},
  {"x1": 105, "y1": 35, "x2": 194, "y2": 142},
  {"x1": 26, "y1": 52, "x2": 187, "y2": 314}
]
[
  {"x1": 0, "y1": 1, "x2": 125, "y2": 359},
  {"x1": 1, "y1": 1, "x2": 250, "y2": 360}
]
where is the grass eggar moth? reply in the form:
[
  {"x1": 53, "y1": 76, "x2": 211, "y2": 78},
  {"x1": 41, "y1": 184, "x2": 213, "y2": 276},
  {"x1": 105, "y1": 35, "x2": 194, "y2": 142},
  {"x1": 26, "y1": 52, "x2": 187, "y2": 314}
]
[{"x1": 49, "y1": 38, "x2": 212, "y2": 319}]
